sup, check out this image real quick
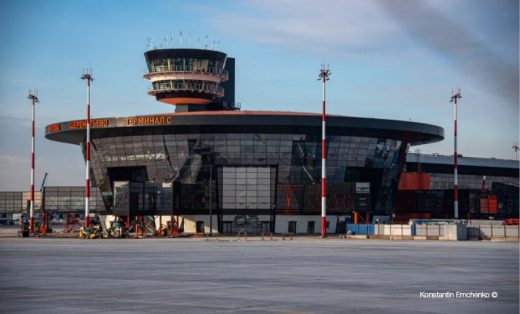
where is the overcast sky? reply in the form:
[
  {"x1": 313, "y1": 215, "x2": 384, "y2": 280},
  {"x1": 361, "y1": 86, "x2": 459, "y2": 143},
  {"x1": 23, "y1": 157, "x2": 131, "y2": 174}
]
[{"x1": 0, "y1": 0, "x2": 518, "y2": 190}]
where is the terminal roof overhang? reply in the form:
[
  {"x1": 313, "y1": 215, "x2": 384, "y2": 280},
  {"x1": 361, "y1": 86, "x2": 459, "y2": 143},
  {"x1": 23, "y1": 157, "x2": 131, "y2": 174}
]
[{"x1": 45, "y1": 110, "x2": 444, "y2": 145}]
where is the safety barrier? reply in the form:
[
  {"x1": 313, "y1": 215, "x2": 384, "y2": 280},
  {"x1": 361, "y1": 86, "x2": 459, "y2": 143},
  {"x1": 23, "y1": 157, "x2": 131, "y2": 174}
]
[
  {"x1": 467, "y1": 225, "x2": 520, "y2": 239},
  {"x1": 346, "y1": 224, "x2": 374, "y2": 235},
  {"x1": 345, "y1": 223, "x2": 518, "y2": 241}
]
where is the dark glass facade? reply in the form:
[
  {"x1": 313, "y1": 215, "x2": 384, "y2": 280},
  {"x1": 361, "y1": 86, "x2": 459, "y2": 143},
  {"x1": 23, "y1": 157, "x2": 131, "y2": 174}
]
[
  {"x1": 147, "y1": 57, "x2": 227, "y2": 76},
  {"x1": 0, "y1": 187, "x2": 103, "y2": 214},
  {"x1": 0, "y1": 192, "x2": 40, "y2": 214},
  {"x1": 87, "y1": 132, "x2": 408, "y2": 218},
  {"x1": 151, "y1": 80, "x2": 224, "y2": 96},
  {"x1": 394, "y1": 188, "x2": 519, "y2": 220},
  {"x1": 396, "y1": 155, "x2": 520, "y2": 220},
  {"x1": 43, "y1": 186, "x2": 104, "y2": 213}
]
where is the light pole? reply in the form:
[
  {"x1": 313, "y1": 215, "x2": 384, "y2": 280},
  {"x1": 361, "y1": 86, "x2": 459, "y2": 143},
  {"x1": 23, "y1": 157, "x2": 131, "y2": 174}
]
[
  {"x1": 318, "y1": 64, "x2": 331, "y2": 238},
  {"x1": 81, "y1": 70, "x2": 93, "y2": 228},
  {"x1": 27, "y1": 91, "x2": 39, "y2": 234},
  {"x1": 450, "y1": 89, "x2": 461, "y2": 219},
  {"x1": 209, "y1": 166, "x2": 213, "y2": 236}
]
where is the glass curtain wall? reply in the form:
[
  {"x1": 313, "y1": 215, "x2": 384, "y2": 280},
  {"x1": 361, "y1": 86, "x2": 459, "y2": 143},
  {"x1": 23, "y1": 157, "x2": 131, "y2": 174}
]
[{"x1": 89, "y1": 132, "x2": 408, "y2": 216}]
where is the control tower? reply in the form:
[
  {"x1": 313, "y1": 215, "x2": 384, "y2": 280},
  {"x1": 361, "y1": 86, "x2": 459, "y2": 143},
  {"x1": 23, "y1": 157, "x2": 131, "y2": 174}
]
[{"x1": 144, "y1": 48, "x2": 236, "y2": 111}]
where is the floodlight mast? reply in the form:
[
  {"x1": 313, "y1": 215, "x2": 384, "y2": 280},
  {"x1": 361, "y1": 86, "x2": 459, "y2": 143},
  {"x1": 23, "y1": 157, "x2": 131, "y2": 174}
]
[
  {"x1": 27, "y1": 91, "x2": 39, "y2": 235},
  {"x1": 81, "y1": 70, "x2": 93, "y2": 228},
  {"x1": 318, "y1": 65, "x2": 331, "y2": 238},
  {"x1": 450, "y1": 88, "x2": 462, "y2": 219}
]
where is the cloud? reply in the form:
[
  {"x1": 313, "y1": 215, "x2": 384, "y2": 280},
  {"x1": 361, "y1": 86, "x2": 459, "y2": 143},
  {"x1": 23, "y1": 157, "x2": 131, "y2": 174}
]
[
  {"x1": 200, "y1": 0, "x2": 518, "y2": 105},
  {"x1": 203, "y1": 0, "x2": 402, "y2": 57},
  {"x1": 0, "y1": 155, "x2": 27, "y2": 165},
  {"x1": 376, "y1": 0, "x2": 518, "y2": 106}
]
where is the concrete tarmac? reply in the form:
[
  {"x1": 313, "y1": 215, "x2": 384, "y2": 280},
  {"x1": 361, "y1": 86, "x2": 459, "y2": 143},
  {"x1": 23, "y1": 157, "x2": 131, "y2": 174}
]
[{"x1": 0, "y1": 238, "x2": 518, "y2": 313}]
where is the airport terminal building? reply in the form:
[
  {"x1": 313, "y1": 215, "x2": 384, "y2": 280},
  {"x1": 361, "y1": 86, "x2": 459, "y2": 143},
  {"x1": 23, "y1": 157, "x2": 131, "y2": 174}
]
[{"x1": 1, "y1": 47, "x2": 518, "y2": 234}]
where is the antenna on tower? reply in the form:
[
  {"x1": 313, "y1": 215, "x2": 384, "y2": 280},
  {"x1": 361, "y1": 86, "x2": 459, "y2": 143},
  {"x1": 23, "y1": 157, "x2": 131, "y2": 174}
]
[
  {"x1": 450, "y1": 88, "x2": 462, "y2": 101},
  {"x1": 147, "y1": 38, "x2": 155, "y2": 50},
  {"x1": 179, "y1": 31, "x2": 183, "y2": 48},
  {"x1": 318, "y1": 63, "x2": 331, "y2": 81},
  {"x1": 81, "y1": 68, "x2": 94, "y2": 81},
  {"x1": 28, "y1": 89, "x2": 40, "y2": 102},
  {"x1": 30, "y1": 88, "x2": 39, "y2": 98}
]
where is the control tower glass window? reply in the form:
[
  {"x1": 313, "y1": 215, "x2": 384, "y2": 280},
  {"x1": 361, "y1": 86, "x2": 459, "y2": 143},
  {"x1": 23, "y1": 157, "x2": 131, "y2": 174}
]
[{"x1": 144, "y1": 49, "x2": 229, "y2": 105}]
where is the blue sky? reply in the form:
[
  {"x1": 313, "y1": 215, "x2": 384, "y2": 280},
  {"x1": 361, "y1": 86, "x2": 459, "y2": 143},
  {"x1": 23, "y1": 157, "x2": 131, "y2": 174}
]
[{"x1": 0, "y1": 0, "x2": 518, "y2": 190}]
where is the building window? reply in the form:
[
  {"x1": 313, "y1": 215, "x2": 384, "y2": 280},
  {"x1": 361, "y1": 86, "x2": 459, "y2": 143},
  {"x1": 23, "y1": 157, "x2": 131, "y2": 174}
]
[
  {"x1": 222, "y1": 167, "x2": 272, "y2": 210},
  {"x1": 196, "y1": 221, "x2": 204, "y2": 234},
  {"x1": 288, "y1": 221, "x2": 297, "y2": 234},
  {"x1": 307, "y1": 221, "x2": 315, "y2": 234}
]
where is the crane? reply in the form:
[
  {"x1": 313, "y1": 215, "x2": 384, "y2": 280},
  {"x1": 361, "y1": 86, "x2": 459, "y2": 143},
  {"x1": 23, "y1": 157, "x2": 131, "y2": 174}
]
[
  {"x1": 40, "y1": 173, "x2": 48, "y2": 233},
  {"x1": 40, "y1": 172, "x2": 48, "y2": 192}
]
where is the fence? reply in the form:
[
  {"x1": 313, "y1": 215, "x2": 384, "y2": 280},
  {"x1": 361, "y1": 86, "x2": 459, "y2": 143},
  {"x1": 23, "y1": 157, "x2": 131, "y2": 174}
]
[
  {"x1": 382, "y1": 224, "x2": 413, "y2": 236},
  {"x1": 413, "y1": 224, "x2": 445, "y2": 237},
  {"x1": 346, "y1": 224, "x2": 374, "y2": 235},
  {"x1": 467, "y1": 225, "x2": 520, "y2": 239},
  {"x1": 345, "y1": 223, "x2": 519, "y2": 240},
  {"x1": 346, "y1": 223, "x2": 438, "y2": 237}
]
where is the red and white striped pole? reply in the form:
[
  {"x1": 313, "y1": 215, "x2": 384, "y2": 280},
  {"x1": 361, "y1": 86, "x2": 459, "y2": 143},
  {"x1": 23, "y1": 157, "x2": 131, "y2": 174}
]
[
  {"x1": 450, "y1": 89, "x2": 461, "y2": 219},
  {"x1": 319, "y1": 65, "x2": 331, "y2": 238},
  {"x1": 81, "y1": 71, "x2": 93, "y2": 228},
  {"x1": 27, "y1": 91, "x2": 39, "y2": 235}
]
